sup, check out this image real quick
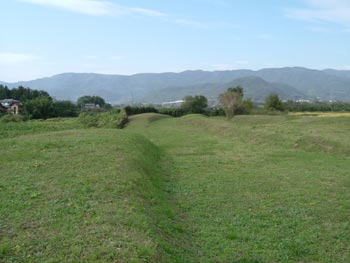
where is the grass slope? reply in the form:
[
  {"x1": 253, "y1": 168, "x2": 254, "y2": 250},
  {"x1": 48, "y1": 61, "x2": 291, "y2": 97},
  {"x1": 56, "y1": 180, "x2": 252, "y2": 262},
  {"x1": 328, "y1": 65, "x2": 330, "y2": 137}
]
[
  {"x1": 1, "y1": 114, "x2": 350, "y2": 262},
  {"x1": 0, "y1": 120, "x2": 185, "y2": 262},
  {"x1": 0, "y1": 118, "x2": 84, "y2": 139},
  {"x1": 126, "y1": 113, "x2": 350, "y2": 262}
]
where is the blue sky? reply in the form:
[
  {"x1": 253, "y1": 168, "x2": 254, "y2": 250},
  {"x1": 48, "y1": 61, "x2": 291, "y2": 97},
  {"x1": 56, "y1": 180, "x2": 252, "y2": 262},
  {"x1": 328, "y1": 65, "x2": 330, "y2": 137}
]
[{"x1": 1, "y1": 0, "x2": 350, "y2": 81}]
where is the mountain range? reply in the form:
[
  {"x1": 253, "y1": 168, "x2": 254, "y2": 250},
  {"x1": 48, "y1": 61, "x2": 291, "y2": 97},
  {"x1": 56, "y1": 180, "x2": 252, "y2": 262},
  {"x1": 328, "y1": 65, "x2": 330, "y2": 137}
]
[{"x1": 1, "y1": 67, "x2": 350, "y2": 104}]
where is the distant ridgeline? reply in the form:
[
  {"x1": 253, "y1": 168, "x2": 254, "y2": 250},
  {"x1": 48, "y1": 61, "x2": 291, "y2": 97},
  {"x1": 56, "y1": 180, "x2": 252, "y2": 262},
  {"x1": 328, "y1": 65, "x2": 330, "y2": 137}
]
[{"x1": 2, "y1": 67, "x2": 350, "y2": 104}]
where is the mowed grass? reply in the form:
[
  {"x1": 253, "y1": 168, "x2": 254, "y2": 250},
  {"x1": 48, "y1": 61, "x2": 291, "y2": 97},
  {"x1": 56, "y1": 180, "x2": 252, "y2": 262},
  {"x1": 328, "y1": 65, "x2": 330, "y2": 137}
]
[
  {"x1": 0, "y1": 118, "x2": 84, "y2": 139},
  {"x1": 126, "y1": 113, "x2": 350, "y2": 262},
  {"x1": 1, "y1": 114, "x2": 350, "y2": 262},
  {"x1": 0, "y1": 120, "x2": 185, "y2": 262}
]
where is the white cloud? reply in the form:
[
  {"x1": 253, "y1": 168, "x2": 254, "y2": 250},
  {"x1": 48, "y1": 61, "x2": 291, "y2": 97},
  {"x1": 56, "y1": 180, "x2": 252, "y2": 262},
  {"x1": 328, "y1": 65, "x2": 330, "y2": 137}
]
[
  {"x1": 286, "y1": 0, "x2": 350, "y2": 27},
  {"x1": 19, "y1": 0, "x2": 219, "y2": 29},
  {"x1": 128, "y1": 7, "x2": 166, "y2": 17},
  {"x1": 19, "y1": 0, "x2": 114, "y2": 15},
  {"x1": 19, "y1": 0, "x2": 166, "y2": 17},
  {"x1": 0, "y1": 52, "x2": 40, "y2": 64},
  {"x1": 173, "y1": 19, "x2": 208, "y2": 28}
]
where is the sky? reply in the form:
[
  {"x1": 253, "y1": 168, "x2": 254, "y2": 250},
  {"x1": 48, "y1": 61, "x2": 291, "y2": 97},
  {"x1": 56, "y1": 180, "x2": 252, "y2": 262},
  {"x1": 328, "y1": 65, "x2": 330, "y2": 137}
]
[{"x1": 1, "y1": 0, "x2": 350, "y2": 82}]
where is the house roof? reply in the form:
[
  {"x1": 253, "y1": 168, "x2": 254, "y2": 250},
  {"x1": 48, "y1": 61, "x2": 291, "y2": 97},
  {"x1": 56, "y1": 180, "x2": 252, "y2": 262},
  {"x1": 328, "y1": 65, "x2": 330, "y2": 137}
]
[
  {"x1": 0, "y1": 99, "x2": 22, "y2": 107},
  {"x1": 0, "y1": 99, "x2": 21, "y2": 103},
  {"x1": 84, "y1": 103, "x2": 100, "y2": 108}
]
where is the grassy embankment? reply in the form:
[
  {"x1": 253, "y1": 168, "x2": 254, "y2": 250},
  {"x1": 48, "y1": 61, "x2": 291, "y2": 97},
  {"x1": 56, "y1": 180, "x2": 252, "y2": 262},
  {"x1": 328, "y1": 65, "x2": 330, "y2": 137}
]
[
  {"x1": 0, "y1": 118, "x2": 185, "y2": 262},
  {"x1": 1, "y1": 113, "x2": 350, "y2": 262}
]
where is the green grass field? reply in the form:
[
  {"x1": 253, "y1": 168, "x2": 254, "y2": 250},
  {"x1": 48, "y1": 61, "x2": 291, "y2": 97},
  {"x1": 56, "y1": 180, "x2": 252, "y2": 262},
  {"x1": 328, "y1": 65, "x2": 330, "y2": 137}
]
[{"x1": 1, "y1": 114, "x2": 350, "y2": 262}]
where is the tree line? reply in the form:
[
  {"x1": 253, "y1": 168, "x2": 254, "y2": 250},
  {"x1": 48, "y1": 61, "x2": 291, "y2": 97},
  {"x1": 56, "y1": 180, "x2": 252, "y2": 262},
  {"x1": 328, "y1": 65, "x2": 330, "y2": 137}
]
[
  {"x1": 284, "y1": 100, "x2": 350, "y2": 112},
  {"x1": 0, "y1": 85, "x2": 115, "y2": 119},
  {"x1": 0, "y1": 85, "x2": 79, "y2": 119},
  {"x1": 2, "y1": 84, "x2": 350, "y2": 121}
]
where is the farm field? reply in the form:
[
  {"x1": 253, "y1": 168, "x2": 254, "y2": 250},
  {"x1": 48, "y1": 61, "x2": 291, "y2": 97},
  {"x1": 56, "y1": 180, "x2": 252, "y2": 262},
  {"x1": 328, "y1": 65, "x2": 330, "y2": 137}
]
[{"x1": 1, "y1": 114, "x2": 350, "y2": 262}]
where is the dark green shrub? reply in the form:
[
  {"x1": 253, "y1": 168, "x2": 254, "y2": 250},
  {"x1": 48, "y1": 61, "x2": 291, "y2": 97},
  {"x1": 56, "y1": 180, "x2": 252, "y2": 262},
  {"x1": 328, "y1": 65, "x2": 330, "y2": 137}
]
[
  {"x1": 206, "y1": 108, "x2": 225, "y2": 116},
  {"x1": 78, "y1": 112, "x2": 100, "y2": 127},
  {"x1": 219, "y1": 86, "x2": 244, "y2": 119},
  {"x1": 235, "y1": 98, "x2": 254, "y2": 115},
  {"x1": 158, "y1": 108, "x2": 186, "y2": 117},
  {"x1": 284, "y1": 101, "x2": 350, "y2": 112},
  {"x1": 181, "y1": 95, "x2": 208, "y2": 114},
  {"x1": 124, "y1": 106, "x2": 158, "y2": 116},
  {"x1": 77, "y1": 95, "x2": 106, "y2": 108},
  {"x1": 24, "y1": 97, "x2": 54, "y2": 119},
  {"x1": 52, "y1": 101, "x2": 79, "y2": 117},
  {"x1": 265, "y1": 94, "x2": 285, "y2": 112}
]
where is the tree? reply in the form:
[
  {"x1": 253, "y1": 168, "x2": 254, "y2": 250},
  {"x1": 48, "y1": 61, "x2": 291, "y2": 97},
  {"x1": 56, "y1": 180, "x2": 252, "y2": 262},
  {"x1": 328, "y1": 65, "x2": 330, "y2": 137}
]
[
  {"x1": 235, "y1": 98, "x2": 254, "y2": 115},
  {"x1": 77, "y1": 96, "x2": 106, "y2": 108},
  {"x1": 0, "y1": 85, "x2": 11, "y2": 99},
  {"x1": 181, "y1": 95, "x2": 208, "y2": 114},
  {"x1": 265, "y1": 94, "x2": 285, "y2": 111},
  {"x1": 52, "y1": 101, "x2": 79, "y2": 117},
  {"x1": 0, "y1": 85, "x2": 50, "y2": 101},
  {"x1": 219, "y1": 86, "x2": 244, "y2": 119},
  {"x1": 24, "y1": 97, "x2": 54, "y2": 119}
]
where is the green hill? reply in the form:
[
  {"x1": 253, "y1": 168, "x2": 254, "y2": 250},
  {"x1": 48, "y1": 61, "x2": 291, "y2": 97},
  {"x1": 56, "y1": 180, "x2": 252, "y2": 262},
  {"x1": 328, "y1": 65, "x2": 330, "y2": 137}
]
[{"x1": 142, "y1": 76, "x2": 306, "y2": 103}]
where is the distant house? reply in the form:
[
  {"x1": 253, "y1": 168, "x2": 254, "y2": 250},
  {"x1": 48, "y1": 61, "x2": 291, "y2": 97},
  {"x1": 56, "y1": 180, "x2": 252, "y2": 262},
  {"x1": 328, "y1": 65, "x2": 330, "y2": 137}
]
[
  {"x1": 84, "y1": 103, "x2": 100, "y2": 110},
  {"x1": 0, "y1": 99, "x2": 23, "y2": 115},
  {"x1": 161, "y1": 100, "x2": 184, "y2": 108}
]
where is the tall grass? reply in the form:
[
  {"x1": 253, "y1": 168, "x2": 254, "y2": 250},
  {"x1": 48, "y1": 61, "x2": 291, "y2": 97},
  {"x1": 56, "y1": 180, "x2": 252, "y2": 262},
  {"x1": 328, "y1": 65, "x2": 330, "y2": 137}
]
[
  {"x1": 0, "y1": 114, "x2": 26, "y2": 123},
  {"x1": 78, "y1": 109, "x2": 128, "y2": 128}
]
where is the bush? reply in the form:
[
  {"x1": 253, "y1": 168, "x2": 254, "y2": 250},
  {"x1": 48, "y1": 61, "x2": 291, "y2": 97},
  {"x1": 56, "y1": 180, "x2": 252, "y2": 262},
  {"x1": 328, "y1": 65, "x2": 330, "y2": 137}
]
[
  {"x1": 235, "y1": 98, "x2": 254, "y2": 115},
  {"x1": 158, "y1": 108, "x2": 186, "y2": 117},
  {"x1": 219, "y1": 87, "x2": 244, "y2": 119},
  {"x1": 24, "y1": 97, "x2": 54, "y2": 119},
  {"x1": 78, "y1": 109, "x2": 128, "y2": 129},
  {"x1": 265, "y1": 94, "x2": 285, "y2": 112},
  {"x1": 77, "y1": 95, "x2": 106, "y2": 108},
  {"x1": 181, "y1": 95, "x2": 208, "y2": 114},
  {"x1": 284, "y1": 101, "x2": 350, "y2": 112},
  {"x1": 52, "y1": 101, "x2": 79, "y2": 117},
  {"x1": 0, "y1": 114, "x2": 26, "y2": 123},
  {"x1": 124, "y1": 106, "x2": 158, "y2": 116},
  {"x1": 251, "y1": 107, "x2": 287, "y2": 115},
  {"x1": 206, "y1": 108, "x2": 226, "y2": 116}
]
